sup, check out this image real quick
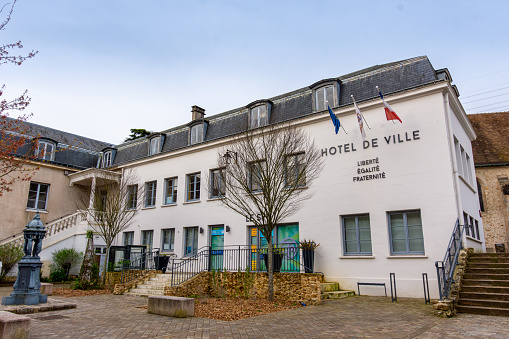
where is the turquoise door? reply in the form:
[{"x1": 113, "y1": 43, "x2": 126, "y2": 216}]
[
  {"x1": 210, "y1": 226, "x2": 224, "y2": 270},
  {"x1": 277, "y1": 224, "x2": 299, "y2": 272}
]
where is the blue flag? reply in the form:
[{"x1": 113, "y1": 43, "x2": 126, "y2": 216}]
[{"x1": 328, "y1": 105, "x2": 341, "y2": 134}]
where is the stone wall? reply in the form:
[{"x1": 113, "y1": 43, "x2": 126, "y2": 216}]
[
  {"x1": 164, "y1": 272, "x2": 323, "y2": 305},
  {"x1": 476, "y1": 166, "x2": 509, "y2": 252}
]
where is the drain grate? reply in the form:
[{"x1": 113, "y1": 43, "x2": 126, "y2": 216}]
[{"x1": 36, "y1": 314, "x2": 68, "y2": 321}]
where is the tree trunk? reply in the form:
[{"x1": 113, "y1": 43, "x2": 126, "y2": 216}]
[{"x1": 267, "y1": 236, "x2": 274, "y2": 301}]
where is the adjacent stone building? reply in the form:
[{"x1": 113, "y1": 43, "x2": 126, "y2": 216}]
[{"x1": 469, "y1": 112, "x2": 509, "y2": 252}]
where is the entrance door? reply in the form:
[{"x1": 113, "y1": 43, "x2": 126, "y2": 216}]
[
  {"x1": 210, "y1": 226, "x2": 224, "y2": 270},
  {"x1": 277, "y1": 224, "x2": 299, "y2": 272}
]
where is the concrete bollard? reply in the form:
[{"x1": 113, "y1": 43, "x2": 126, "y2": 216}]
[
  {"x1": 40, "y1": 283, "x2": 53, "y2": 296},
  {"x1": 0, "y1": 311, "x2": 30, "y2": 339},
  {"x1": 147, "y1": 296, "x2": 194, "y2": 317}
]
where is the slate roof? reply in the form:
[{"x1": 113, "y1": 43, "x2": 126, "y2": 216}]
[
  {"x1": 468, "y1": 112, "x2": 509, "y2": 166},
  {"x1": 4, "y1": 118, "x2": 113, "y2": 169},
  {"x1": 111, "y1": 55, "x2": 443, "y2": 166}
]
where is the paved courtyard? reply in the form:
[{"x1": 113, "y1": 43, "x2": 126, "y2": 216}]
[{"x1": 1, "y1": 290, "x2": 507, "y2": 339}]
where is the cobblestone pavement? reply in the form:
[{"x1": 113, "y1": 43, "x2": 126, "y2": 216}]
[{"x1": 4, "y1": 293, "x2": 503, "y2": 339}]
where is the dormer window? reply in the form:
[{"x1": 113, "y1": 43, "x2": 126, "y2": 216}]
[
  {"x1": 309, "y1": 79, "x2": 340, "y2": 112},
  {"x1": 247, "y1": 99, "x2": 272, "y2": 129},
  {"x1": 99, "y1": 147, "x2": 116, "y2": 168},
  {"x1": 102, "y1": 151, "x2": 112, "y2": 167},
  {"x1": 36, "y1": 139, "x2": 55, "y2": 161},
  {"x1": 147, "y1": 133, "x2": 165, "y2": 155},
  {"x1": 190, "y1": 124, "x2": 204, "y2": 144}
]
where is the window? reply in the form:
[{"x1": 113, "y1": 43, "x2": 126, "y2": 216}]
[
  {"x1": 315, "y1": 85, "x2": 335, "y2": 111},
  {"x1": 127, "y1": 185, "x2": 138, "y2": 210},
  {"x1": 27, "y1": 182, "x2": 50, "y2": 210},
  {"x1": 123, "y1": 231, "x2": 134, "y2": 246},
  {"x1": 249, "y1": 161, "x2": 266, "y2": 192},
  {"x1": 477, "y1": 179, "x2": 485, "y2": 212},
  {"x1": 342, "y1": 214, "x2": 372, "y2": 255},
  {"x1": 186, "y1": 173, "x2": 200, "y2": 201},
  {"x1": 36, "y1": 140, "x2": 55, "y2": 161},
  {"x1": 463, "y1": 212, "x2": 470, "y2": 237},
  {"x1": 162, "y1": 229, "x2": 175, "y2": 252},
  {"x1": 102, "y1": 151, "x2": 112, "y2": 168},
  {"x1": 285, "y1": 153, "x2": 306, "y2": 187},
  {"x1": 184, "y1": 227, "x2": 198, "y2": 256},
  {"x1": 190, "y1": 124, "x2": 204, "y2": 144},
  {"x1": 469, "y1": 216, "x2": 476, "y2": 239},
  {"x1": 149, "y1": 136, "x2": 161, "y2": 155},
  {"x1": 145, "y1": 181, "x2": 157, "y2": 207},
  {"x1": 250, "y1": 105, "x2": 268, "y2": 129},
  {"x1": 475, "y1": 220, "x2": 480, "y2": 240},
  {"x1": 164, "y1": 177, "x2": 178, "y2": 205},
  {"x1": 210, "y1": 168, "x2": 225, "y2": 198},
  {"x1": 141, "y1": 230, "x2": 153, "y2": 250},
  {"x1": 388, "y1": 210, "x2": 424, "y2": 255}
]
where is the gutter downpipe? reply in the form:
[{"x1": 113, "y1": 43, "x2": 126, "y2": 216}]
[{"x1": 443, "y1": 91, "x2": 465, "y2": 246}]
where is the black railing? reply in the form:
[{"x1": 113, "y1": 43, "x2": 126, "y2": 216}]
[
  {"x1": 435, "y1": 219, "x2": 463, "y2": 299},
  {"x1": 169, "y1": 244, "x2": 318, "y2": 286},
  {"x1": 120, "y1": 248, "x2": 160, "y2": 283}
]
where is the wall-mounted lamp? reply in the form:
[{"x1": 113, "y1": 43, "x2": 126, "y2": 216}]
[
  {"x1": 199, "y1": 227, "x2": 204, "y2": 234},
  {"x1": 225, "y1": 225, "x2": 230, "y2": 233},
  {"x1": 223, "y1": 150, "x2": 238, "y2": 165}
]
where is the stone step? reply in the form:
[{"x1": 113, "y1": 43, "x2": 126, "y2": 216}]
[
  {"x1": 129, "y1": 288, "x2": 165, "y2": 295},
  {"x1": 464, "y1": 268, "x2": 509, "y2": 275},
  {"x1": 457, "y1": 305, "x2": 509, "y2": 317},
  {"x1": 458, "y1": 298, "x2": 509, "y2": 309},
  {"x1": 462, "y1": 279, "x2": 509, "y2": 287},
  {"x1": 321, "y1": 290, "x2": 355, "y2": 300},
  {"x1": 124, "y1": 292, "x2": 150, "y2": 298},
  {"x1": 461, "y1": 285, "x2": 509, "y2": 294},
  {"x1": 320, "y1": 282, "x2": 340, "y2": 293},
  {"x1": 136, "y1": 284, "x2": 165, "y2": 290},
  {"x1": 459, "y1": 291, "x2": 509, "y2": 301},
  {"x1": 463, "y1": 273, "x2": 509, "y2": 280},
  {"x1": 469, "y1": 253, "x2": 509, "y2": 257},
  {"x1": 467, "y1": 263, "x2": 509, "y2": 268}
]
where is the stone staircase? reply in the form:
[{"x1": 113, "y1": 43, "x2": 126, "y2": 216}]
[
  {"x1": 321, "y1": 282, "x2": 355, "y2": 300},
  {"x1": 457, "y1": 252, "x2": 509, "y2": 316},
  {"x1": 125, "y1": 273, "x2": 173, "y2": 297}
]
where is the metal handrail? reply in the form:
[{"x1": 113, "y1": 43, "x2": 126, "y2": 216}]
[
  {"x1": 435, "y1": 219, "x2": 464, "y2": 299},
  {"x1": 120, "y1": 248, "x2": 160, "y2": 283}
]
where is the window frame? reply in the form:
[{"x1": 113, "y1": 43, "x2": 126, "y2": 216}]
[
  {"x1": 141, "y1": 230, "x2": 154, "y2": 250},
  {"x1": 342, "y1": 214, "x2": 372, "y2": 255},
  {"x1": 249, "y1": 160, "x2": 266, "y2": 192},
  {"x1": 285, "y1": 153, "x2": 306, "y2": 187},
  {"x1": 149, "y1": 136, "x2": 161, "y2": 155},
  {"x1": 164, "y1": 177, "x2": 178, "y2": 205},
  {"x1": 190, "y1": 124, "x2": 204, "y2": 145},
  {"x1": 123, "y1": 231, "x2": 134, "y2": 246},
  {"x1": 250, "y1": 104, "x2": 268, "y2": 129},
  {"x1": 145, "y1": 181, "x2": 157, "y2": 207},
  {"x1": 36, "y1": 140, "x2": 55, "y2": 161},
  {"x1": 186, "y1": 172, "x2": 201, "y2": 201},
  {"x1": 210, "y1": 168, "x2": 225, "y2": 199},
  {"x1": 26, "y1": 182, "x2": 50, "y2": 211},
  {"x1": 126, "y1": 184, "x2": 138, "y2": 210},
  {"x1": 388, "y1": 210, "x2": 425, "y2": 255},
  {"x1": 102, "y1": 151, "x2": 112, "y2": 168},
  {"x1": 161, "y1": 228, "x2": 175, "y2": 252},
  {"x1": 184, "y1": 227, "x2": 199, "y2": 256}
]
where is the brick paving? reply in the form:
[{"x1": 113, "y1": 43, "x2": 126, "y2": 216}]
[
  {"x1": 2, "y1": 293, "x2": 503, "y2": 338},
  {"x1": 1, "y1": 286, "x2": 508, "y2": 338}
]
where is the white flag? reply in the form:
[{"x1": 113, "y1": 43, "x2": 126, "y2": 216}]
[{"x1": 351, "y1": 96, "x2": 367, "y2": 140}]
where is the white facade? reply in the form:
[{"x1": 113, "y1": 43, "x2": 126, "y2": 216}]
[{"x1": 111, "y1": 81, "x2": 483, "y2": 298}]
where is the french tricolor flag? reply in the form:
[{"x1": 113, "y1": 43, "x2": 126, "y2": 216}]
[{"x1": 376, "y1": 86, "x2": 402, "y2": 123}]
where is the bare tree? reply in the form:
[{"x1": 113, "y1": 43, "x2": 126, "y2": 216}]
[
  {"x1": 81, "y1": 170, "x2": 144, "y2": 284},
  {"x1": 0, "y1": 0, "x2": 38, "y2": 196},
  {"x1": 215, "y1": 122, "x2": 323, "y2": 301}
]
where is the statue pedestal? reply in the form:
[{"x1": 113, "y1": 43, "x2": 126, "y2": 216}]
[{"x1": 2, "y1": 259, "x2": 47, "y2": 306}]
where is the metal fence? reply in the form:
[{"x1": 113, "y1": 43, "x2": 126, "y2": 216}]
[
  {"x1": 435, "y1": 219, "x2": 463, "y2": 299},
  {"x1": 120, "y1": 248, "x2": 160, "y2": 283}
]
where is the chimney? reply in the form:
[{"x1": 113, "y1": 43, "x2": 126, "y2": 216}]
[{"x1": 191, "y1": 105, "x2": 206, "y2": 121}]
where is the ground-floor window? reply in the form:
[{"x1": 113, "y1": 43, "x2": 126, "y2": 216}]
[
  {"x1": 388, "y1": 210, "x2": 424, "y2": 255},
  {"x1": 342, "y1": 214, "x2": 372, "y2": 255},
  {"x1": 463, "y1": 211, "x2": 481, "y2": 241},
  {"x1": 162, "y1": 228, "x2": 175, "y2": 252},
  {"x1": 184, "y1": 227, "x2": 198, "y2": 256},
  {"x1": 123, "y1": 231, "x2": 134, "y2": 246},
  {"x1": 141, "y1": 230, "x2": 153, "y2": 250}
]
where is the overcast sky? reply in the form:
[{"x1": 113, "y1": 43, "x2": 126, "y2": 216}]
[{"x1": 2, "y1": 0, "x2": 508, "y2": 144}]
